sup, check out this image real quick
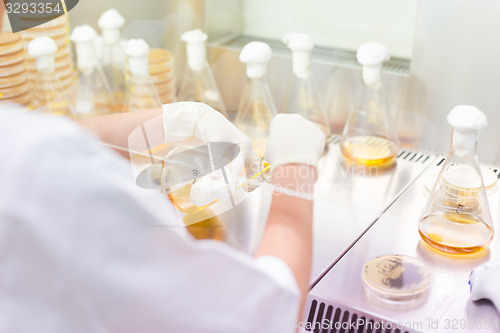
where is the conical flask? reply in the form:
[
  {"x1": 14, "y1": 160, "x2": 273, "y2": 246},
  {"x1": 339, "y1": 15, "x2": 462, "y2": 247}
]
[
  {"x1": 340, "y1": 42, "x2": 399, "y2": 166},
  {"x1": 234, "y1": 42, "x2": 277, "y2": 158},
  {"x1": 123, "y1": 39, "x2": 162, "y2": 113},
  {"x1": 418, "y1": 106, "x2": 493, "y2": 255},
  {"x1": 27, "y1": 37, "x2": 74, "y2": 117},
  {"x1": 98, "y1": 9, "x2": 126, "y2": 113},
  {"x1": 178, "y1": 29, "x2": 226, "y2": 116},
  {"x1": 71, "y1": 25, "x2": 115, "y2": 119},
  {"x1": 280, "y1": 33, "x2": 330, "y2": 137}
]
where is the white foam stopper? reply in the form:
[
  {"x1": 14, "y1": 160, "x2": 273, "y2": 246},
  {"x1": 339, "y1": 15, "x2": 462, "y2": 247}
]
[
  {"x1": 283, "y1": 33, "x2": 313, "y2": 80},
  {"x1": 239, "y1": 42, "x2": 272, "y2": 79},
  {"x1": 27, "y1": 37, "x2": 57, "y2": 73},
  {"x1": 181, "y1": 29, "x2": 207, "y2": 72},
  {"x1": 357, "y1": 42, "x2": 389, "y2": 89},
  {"x1": 447, "y1": 105, "x2": 487, "y2": 158},
  {"x1": 98, "y1": 9, "x2": 125, "y2": 44},
  {"x1": 71, "y1": 25, "x2": 98, "y2": 71},
  {"x1": 126, "y1": 39, "x2": 150, "y2": 77}
]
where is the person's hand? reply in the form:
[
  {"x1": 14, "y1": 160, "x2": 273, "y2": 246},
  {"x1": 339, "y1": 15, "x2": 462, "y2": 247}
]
[
  {"x1": 265, "y1": 114, "x2": 326, "y2": 175},
  {"x1": 162, "y1": 102, "x2": 260, "y2": 207}
]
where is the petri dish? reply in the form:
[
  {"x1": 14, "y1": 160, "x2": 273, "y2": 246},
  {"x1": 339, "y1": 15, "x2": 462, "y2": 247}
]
[
  {"x1": 148, "y1": 48, "x2": 174, "y2": 73},
  {"x1": 0, "y1": 90, "x2": 31, "y2": 105},
  {"x1": 0, "y1": 49, "x2": 26, "y2": 67},
  {"x1": 0, "y1": 81, "x2": 30, "y2": 99},
  {"x1": 158, "y1": 91, "x2": 177, "y2": 104},
  {"x1": 0, "y1": 61, "x2": 26, "y2": 77},
  {"x1": 0, "y1": 71, "x2": 28, "y2": 88},
  {"x1": 0, "y1": 33, "x2": 22, "y2": 45},
  {"x1": 0, "y1": 40, "x2": 23, "y2": 56},
  {"x1": 362, "y1": 254, "x2": 431, "y2": 307},
  {"x1": 154, "y1": 79, "x2": 175, "y2": 95},
  {"x1": 152, "y1": 71, "x2": 175, "y2": 84}
]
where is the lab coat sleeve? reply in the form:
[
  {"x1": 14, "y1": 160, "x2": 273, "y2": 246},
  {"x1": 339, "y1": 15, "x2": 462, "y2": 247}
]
[{"x1": 0, "y1": 110, "x2": 300, "y2": 333}]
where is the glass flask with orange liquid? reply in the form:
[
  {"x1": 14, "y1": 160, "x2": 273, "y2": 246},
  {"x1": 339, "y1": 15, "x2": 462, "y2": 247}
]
[
  {"x1": 234, "y1": 42, "x2": 277, "y2": 158},
  {"x1": 418, "y1": 105, "x2": 494, "y2": 255},
  {"x1": 340, "y1": 42, "x2": 399, "y2": 166},
  {"x1": 98, "y1": 9, "x2": 126, "y2": 113},
  {"x1": 70, "y1": 25, "x2": 115, "y2": 119},
  {"x1": 178, "y1": 29, "x2": 226, "y2": 116},
  {"x1": 280, "y1": 33, "x2": 330, "y2": 137},
  {"x1": 27, "y1": 36, "x2": 74, "y2": 117},
  {"x1": 123, "y1": 39, "x2": 162, "y2": 113}
]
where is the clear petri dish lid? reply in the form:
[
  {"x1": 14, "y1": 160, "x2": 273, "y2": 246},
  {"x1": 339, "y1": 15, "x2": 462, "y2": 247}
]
[
  {"x1": 0, "y1": 81, "x2": 30, "y2": 99},
  {"x1": 0, "y1": 49, "x2": 26, "y2": 67},
  {"x1": 0, "y1": 70, "x2": 28, "y2": 87},
  {"x1": 362, "y1": 254, "x2": 431, "y2": 305}
]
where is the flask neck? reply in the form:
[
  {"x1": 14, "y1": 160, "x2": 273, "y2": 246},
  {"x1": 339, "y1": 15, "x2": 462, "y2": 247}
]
[
  {"x1": 246, "y1": 63, "x2": 267, "y2": 80},
  {"x1": 76, "y1": 42, "x2": 97, "y2": 71},
  {"x1": 362, "y1": 64, "x2": 382, "y2": 90},
  {"x1": 248, "y1": 75, "x2": 268, "y2": 85},
  {"x1": 186, "y1": 42, "x2": 207, "y2": 72},
  {"x1": 35, "y1": 55, "x2": 56, "y2": 74},
  {"x1": 450, "y1": 128, "x2": 479, "y2": 159},
  {"x1": 102, "y1": 29, "x2": 121, "y2": 45},
  {"x1": 291, "y1": 49, "x2": 311, "y2": 80}
]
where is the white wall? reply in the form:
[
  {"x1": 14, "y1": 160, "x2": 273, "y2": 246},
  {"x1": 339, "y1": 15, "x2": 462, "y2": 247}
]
[
  {"x1": 241, "y1": 0, "x2": 418, "y2": 58},
  {"x1": 410, "y1": 0, "x2": 500, "y2": 163}
]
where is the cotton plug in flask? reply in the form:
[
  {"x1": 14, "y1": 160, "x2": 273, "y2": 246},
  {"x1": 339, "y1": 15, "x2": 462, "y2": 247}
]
[
  {"x1": 123, "y1": 39, "x2": 162, "y2": 113},
  {"x1": 234, "y1": 42, "x2": 277, "y2": 158},
  {"x1": 28, "y1": 37, "x2": 74, "y2": 117},
  {"x1": 280, "y1": 33, "x2": 330, "y2": 137},
  {"x1": 98, "y1": 9, "x2": 126, "y2": 112},
  {"x1": 340, "y1": 42, "x2": 399, "y2": 166},
  {"x1": 70, "y1": 25, "x2": 115, "y2": 119},
  {"x1": 419, "y1": 106, "x2": 494, "y2": 255},
  {"x1": 178, "y1": 29, "x2": 226, "y2": 116}
]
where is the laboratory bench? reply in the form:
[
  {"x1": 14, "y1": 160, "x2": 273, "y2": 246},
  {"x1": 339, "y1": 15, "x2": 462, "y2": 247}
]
[{"x1": 301, "y1": 137, "x2": 500, "y2": 333}]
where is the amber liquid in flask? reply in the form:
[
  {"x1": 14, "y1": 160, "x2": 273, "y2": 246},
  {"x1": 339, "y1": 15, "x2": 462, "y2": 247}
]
[
  {"x1": 340, "y1": 42, "x2": 399, "y2": 166},
  {"x1": 418, "y1": 105, "x2": 493, "y2": 255}
]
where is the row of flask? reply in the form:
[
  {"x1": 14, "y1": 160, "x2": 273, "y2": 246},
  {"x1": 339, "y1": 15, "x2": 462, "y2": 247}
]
[
  {"x1": 177, "y1": 29, "x2": 399, "y2": 164},
  {"x1": 16, "y1": 9, "x2": 176, "y2": 119}
]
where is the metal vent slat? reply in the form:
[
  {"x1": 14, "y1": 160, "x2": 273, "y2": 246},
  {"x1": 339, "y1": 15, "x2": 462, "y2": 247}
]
[{"x1": 307, "y1": 300, "x2": 415, "y2": 333}]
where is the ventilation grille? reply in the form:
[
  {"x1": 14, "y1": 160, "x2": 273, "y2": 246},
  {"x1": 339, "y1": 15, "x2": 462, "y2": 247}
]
[
  {"x1": 218, "y1": 35, "x2": 410, "y2": 76},
  {"x1": 306, "y1": 300, "x2": 412, "y2": 333},
  {"x1": 397, "y1": 150, "x2": 431, "y2": 164}
]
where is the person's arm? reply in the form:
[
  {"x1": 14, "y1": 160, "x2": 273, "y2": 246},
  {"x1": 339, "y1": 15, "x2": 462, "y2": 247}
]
[
  {"x1": 255, "y1": 114, "x2": 326, "y2": 320},
  {"x1": 78, "y1": 109, "x2": 163, "y2": 158},
  {"x1": 255, "y1": 164, "x2": 316, "y2": 317}
]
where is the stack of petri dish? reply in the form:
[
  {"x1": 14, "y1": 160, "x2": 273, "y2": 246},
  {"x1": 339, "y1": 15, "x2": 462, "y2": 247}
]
[
  {"x1": 21, "y1": 15, "x2": 77, "y2": 95},
  {"x1": 0, "y1": 33, "x2": 31, "y2": 107},
  {"x1": 148, "y1": 48, "x2": 176, "y2": 104}
]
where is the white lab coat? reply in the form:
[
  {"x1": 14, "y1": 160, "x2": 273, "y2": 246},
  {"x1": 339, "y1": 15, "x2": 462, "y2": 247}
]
[{"x1": 0, "y1": 109, "x2": 300, "y2": 333}]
